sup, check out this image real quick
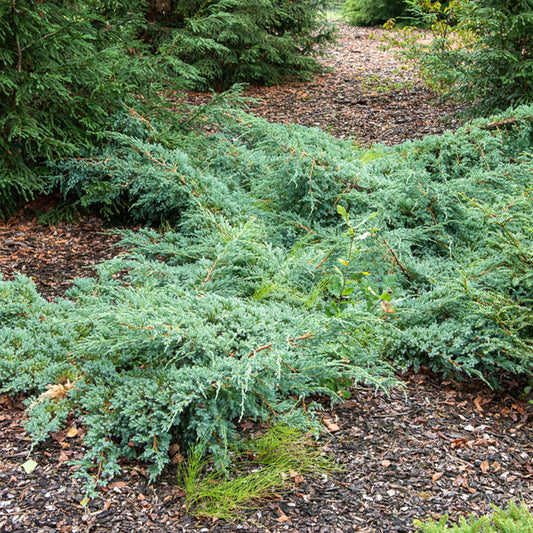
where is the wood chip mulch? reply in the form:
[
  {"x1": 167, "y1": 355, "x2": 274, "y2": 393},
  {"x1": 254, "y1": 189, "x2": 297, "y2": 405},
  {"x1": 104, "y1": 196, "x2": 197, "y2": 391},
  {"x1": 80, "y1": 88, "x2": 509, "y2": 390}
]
[
  {"x1": 1, "y1": 23, "x2": 532, "y2": 533},
  {"x1": 186, "y1": 25, "x2": 465, "y2": 145},
  {"x1": 1, "y1": 374, "x2": 532, "y2": 533},
  {"x1": 0, "y1": 207, "x2": 125, "y2": 301}
]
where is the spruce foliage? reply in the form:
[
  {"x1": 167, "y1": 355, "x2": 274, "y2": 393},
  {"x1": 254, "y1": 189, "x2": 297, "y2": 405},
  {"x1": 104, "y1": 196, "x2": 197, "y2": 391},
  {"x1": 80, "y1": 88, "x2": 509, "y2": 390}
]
[
  {"x1": 388, "y1": 0, "x2": 533, "y2": 113},
  {"x1": 0, "y1": 0, "x2": 333, "y2": 213},
  {"x1": 0, "y1": 0, "x2": 115, "y2": 212},
  {"x1": 449, "y1": 0, "x2": 533, "y2": 111},
  {"x1": 343, "y1": 0, "x2": 408, "y2": 27},
  {"x1": 147, "y1": 0, "x2": 336, "y2": 88},
  {"x1": 0, "y1": 0, "x2": 184, "y2": 214}
]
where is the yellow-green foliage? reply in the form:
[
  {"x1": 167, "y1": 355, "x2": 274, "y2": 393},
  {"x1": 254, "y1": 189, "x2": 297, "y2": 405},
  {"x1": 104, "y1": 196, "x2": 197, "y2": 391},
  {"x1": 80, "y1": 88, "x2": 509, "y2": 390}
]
[
  {"x1": 342, "y1": 0, "x2": 408, "y2": 26},
  {"x1": 181, "y1": 424, "x2": 336, "y2": 519},
  {"x1": 384, "y1": 0, "x2": 533, "y2": 114},
  {"x1": 414, "y1": 501, "x2": 533, "y2": 532}
]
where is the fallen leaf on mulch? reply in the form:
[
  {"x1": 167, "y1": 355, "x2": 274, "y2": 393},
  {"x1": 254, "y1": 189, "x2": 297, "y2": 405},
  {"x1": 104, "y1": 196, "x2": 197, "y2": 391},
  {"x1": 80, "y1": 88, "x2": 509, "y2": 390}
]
[
  {"x1": 454, "y1": 474, "x2": 467, "y2": 487},
  {"x1": 324, "y1": 419, "x2": 340, "y2": 432},
  {"x1": 432, "y1": 472, "x2": 444, "y2": 483},
  {"x1": 451, "y1": 438, "x2": 467, "y2": 449},
  {"x1": 168, "y1": 443, "x2": 183, "y2": 464},
  {"x1": 275, "y1": 506, "x2": 291, "y2": 523},
  {"x1": 288, "y1": 471, "x2": 305, "y2": 484},
  {"x1": 108, "y1": 481, "x2": 127, "y2": 490},
  {"x1": 22, "y1": 459, "x2": 38, "y2": 474},
  {"x1": 58, "y1": 451, "x2": 72, "y2": 464}
]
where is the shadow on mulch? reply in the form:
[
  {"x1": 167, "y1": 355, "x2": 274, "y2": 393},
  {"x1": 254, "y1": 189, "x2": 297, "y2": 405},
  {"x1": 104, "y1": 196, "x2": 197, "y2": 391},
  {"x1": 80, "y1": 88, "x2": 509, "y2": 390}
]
[{"x1": 0, "y1": 195, "x2": 127, "y2": 301}]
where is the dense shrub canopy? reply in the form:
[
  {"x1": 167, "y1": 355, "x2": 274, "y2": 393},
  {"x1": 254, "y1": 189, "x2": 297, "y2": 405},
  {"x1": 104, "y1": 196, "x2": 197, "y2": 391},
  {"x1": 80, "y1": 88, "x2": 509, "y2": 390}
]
[
  {"x1": 0, "y1": 0, "x2": 123, "y2": 212},
  {"x1": 0, "y1": 0, "x2": 195, "y2": 214},
  {"x1": 146, "y1": 0, "x2": 336, "y2": 88},
  {"x1": 343, "y1": 0, "x2": 409, "y2": 27},
  {"x1": 451, "y1": 0, "x2": 533, "y2": 111},
  {"x1": 0, "y1": 0, "x2": 334, "y2": 214},
  {"x1": 2, "y1": 103, "x2": 533, "y2": 493},
  {"x1": 389, "y1": 0, "x2": 533, "y2": 114}
]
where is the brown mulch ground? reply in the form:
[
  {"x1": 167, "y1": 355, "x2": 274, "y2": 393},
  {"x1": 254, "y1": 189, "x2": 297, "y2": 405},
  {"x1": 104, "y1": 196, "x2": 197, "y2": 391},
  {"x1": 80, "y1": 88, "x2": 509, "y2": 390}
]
[
  {"x1": 187, "y1": 25, "x2": 464, "y2": 145},
  {"x1": 0, "y1": 23, "x2": 532, "y2": 533},
  {"x1": 0, "y1": 196, "x2": 125, "y2": 301},
  {"x1": 1, "y1": 374, "x2": 532, "y2": 533}
]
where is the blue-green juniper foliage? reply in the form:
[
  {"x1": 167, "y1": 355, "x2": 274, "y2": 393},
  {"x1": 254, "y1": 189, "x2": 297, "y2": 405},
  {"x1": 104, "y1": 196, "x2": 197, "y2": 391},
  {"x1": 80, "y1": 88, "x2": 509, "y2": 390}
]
[{"x1": 1, "y1": 104, "x2": 533, "y2": 493}]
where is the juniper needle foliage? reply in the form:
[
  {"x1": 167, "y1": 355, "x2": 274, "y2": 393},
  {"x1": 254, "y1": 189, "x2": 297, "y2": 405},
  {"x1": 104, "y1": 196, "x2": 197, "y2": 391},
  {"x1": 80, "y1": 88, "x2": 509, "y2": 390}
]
[{"x1": 2, "y1": 102, "x2": 533, "y2": 492}]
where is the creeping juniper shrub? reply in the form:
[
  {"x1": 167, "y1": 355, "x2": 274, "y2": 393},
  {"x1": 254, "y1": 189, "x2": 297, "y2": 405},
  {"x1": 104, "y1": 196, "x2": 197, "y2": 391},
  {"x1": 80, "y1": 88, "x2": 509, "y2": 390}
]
[
  {"x1": 0, "y1": 272, "x2": 393, "y2": 494},
  {"x1": 2, "y1": 105, "x2": 533, "y2": 492}
]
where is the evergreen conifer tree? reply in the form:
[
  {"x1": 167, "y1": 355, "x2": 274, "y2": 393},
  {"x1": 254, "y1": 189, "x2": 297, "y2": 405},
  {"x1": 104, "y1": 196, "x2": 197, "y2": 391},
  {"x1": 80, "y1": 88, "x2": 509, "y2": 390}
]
[
  {"x1": 343, "y1": 0, "x2": 408, "y2": 27},
  {"x1": 398, "y1": 0, "x2": 533, "y2": 113},
  {"x1": 144, "y1": 0, "x2": 336, "y2": 88},
  {"x1": 453, "y1": 0, "x2": 533, "y2": 111},
  {"x1": 0, "y1": 0, "x2": 145, "y2": 213},
  {"x1": 0, "y1": 0, "x2": 336, "y2": 213}
]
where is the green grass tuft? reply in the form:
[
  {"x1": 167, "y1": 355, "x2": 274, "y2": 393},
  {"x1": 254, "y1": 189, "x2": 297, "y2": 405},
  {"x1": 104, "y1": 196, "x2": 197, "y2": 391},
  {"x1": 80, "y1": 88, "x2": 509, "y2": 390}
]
[{"x1": 180, "y1": 424, "x2": 338, "y2": 520}]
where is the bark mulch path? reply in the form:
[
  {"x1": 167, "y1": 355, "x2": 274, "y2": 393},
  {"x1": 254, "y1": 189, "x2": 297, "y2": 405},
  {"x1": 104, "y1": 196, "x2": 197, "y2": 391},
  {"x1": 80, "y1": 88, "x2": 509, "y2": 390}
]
[
  {"x1": 1, "y1": 23, "x2": 532, "y2": 533},
  {"x1": 186, "y1": 25, "x2": 464, "y2": 145}
]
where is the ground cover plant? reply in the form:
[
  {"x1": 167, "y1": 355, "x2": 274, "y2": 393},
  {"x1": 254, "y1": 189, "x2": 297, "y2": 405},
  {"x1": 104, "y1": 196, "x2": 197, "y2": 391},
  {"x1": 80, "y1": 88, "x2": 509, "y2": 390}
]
[
  {"x1": 1, "y1": 100, "x2": 533, "y2": 499},
  {"x1": 414, "y1": 501, "x2": 533, "y2": 532}
]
